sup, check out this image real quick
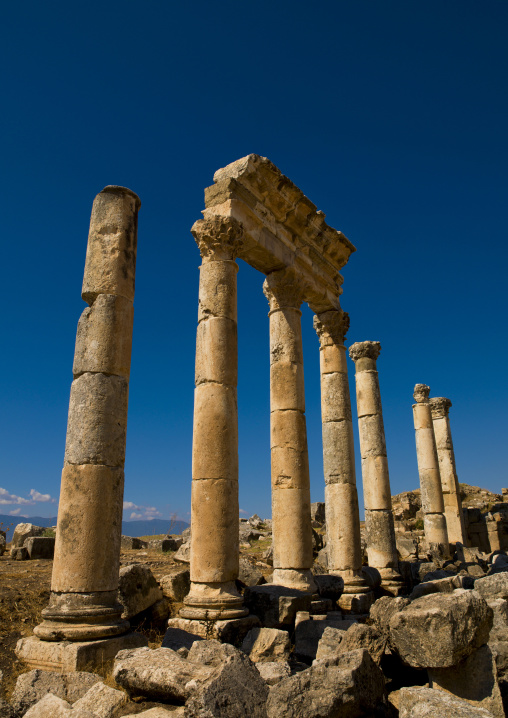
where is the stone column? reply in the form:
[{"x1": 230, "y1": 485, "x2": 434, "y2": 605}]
[
  {"x1": 314, "y1": 310, "x2": 372, "y2": 612},
  {"x1": 35, "y1": 186, "x2": 140, "y2": 641},
  {"x1": 181, "y1": 215, "x2": 247, "y2": 619},
  {"x1": 429, "y1": 397, "x2": 467, "y2": 545},
  {"x1": 348, "y1": 341, "x2": 403, "y2": 595},
  {"x1": 413, "y1": 384, "x2": 450, "y2": 555},
  {"x1": 263, "y1": 268, "x2": 316, "y2": 593}
]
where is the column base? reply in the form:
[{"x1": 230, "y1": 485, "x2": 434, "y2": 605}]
[
  {"x1": 329, "y1": 570, "x2": 374, "y2": 614},
  {"x1": 378, "y1": 568, "x2": 405, "y2": 596},
  {"x1": 167, "y1": 615, "x2": 260, "y2": 643},
  {"x1": 34, "y1": 591, "x2": 129, "y2": 642},
  {"x1": 180, "y1": 581, "x2": 248, "y2": 620},
  {"x1": 272, "y1": 568, "x2": 317, "y2": 594},
  {"x1": 16, "y1": 633, "x2": 147, "y2": 673}
]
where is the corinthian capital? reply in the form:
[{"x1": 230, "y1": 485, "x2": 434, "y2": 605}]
[
  {"x1": 429, "y1": 397, "x2": 452, "y2": 419},
  {"x1": 313, "y1": 309, "x2": 350, "y2": 347},
  {"x1": 413, "y1": 384, "x2": 430, "y2": 403},
  {"x1": 348, "y1": 341, "x2": 381, "y2": 363},
  {"x1": 263, "y1": 267, "x2": 307, "y2": 311},
  {"x1": 191, "y1": 215, "x2": 244, "y2": 260}
]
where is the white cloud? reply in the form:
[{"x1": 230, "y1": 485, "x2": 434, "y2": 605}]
[
  {"x1": 9, "y1": 508, "x2": 23, "y2": 516},
  {"x1": 124, "y1": 501, "x2": 162, "y2": 520},
  {"x1": 130, "y1": 512, "x2": 143, "y2": 520},
  {"x1": 239, "y1": 508, "x2": 248, "y2": 514},
  {"x1": 29, "y1": 489, "x2": 55, "y2": 503},
  {"x1": 0, "y1": 488, "x2": 32, "y2": 505},
  {"x1": 123, "y1": 501, "x2": 140, "y2": 510}
]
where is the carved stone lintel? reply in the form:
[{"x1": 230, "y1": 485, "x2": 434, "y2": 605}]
[
  {"x1": 413, "y1": 384, "x2": 430, "y2": 403},
  {"x1": 191, "y1": 216, "x2": 244, "y2": 261},
  {"x1": 263, "y1": 267, "x2": 307, "y2": 311},
  {"x1": 348, "y1": 341, "x2": 381, "y2": 363},
  {"x1": 313, "y1": 309, "x2": 350, "y2": 347},
  {"x1": 429, "y1": 396, "x2": 452, "y2": 419}
]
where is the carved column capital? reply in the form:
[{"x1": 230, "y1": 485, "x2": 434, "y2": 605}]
[
  {"x1": 191, "y1": 216, "x2": 244, "y2": 260},
  {"x1": 348, "y1": 341, "x2": 381, "y2": 363},
  {"x1": 429, "y1": 397, "x2": 452, "y2": 419},
  {"x1": 413, "y1": 383, "x2": 430, "y2": 403},
  {"x1": 263, "y1": 267, "x2": 307, "y2": 311},
  {"x1": 313, "y1": 309, "x2": 350, "y2": 347}
]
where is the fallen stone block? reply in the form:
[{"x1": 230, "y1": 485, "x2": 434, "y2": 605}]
[
  {"x1": 187, "y1": 638, "x2": 238, "y2": 667},
  {"x1": 370, "y1": 595, "x2": 410, "y2": 634},
  {"x1": 255, "y1": 660, "x2": 291, "y2": 685},
  {"x1": 10, "y1": 523, "x2": 45, "y2": 551},
  {"x1": 159, "y1": 569, "x2": 190, "y2": 604},
  {"x1": 161, "y1": 626, "x2": 203, "y2": 652},
  {"x1": 313, "y1": 574, "x2": 344, "y2": 601},
  {"x1": 12, "y1": 547, "x2": 28, "y2": 560},
  {"x1": 266, "y1": 648, "x2": 384, "y2": 718},
  {"x1": 134, "y1": 709, "x2": 184, "y2": 717},
  {"x1": 329, "y1": 623, "x2": 386, "y2": 666},
  {"x1": 0, "y1": 531, "x2": 7, "y2": 557},
  {"x1": 244, "y1": 584, "x2": 311, "y2": 629},
  {"x1": 410, "y1": 573, "x2": 473, "y2": 600},
  {"x1": 173, "y1": 541, "x2": 190, "y2": 563},
  {"x1": 389, "y1": 590, "x2": 493, "y2": 668},
  {"x1": 475, "y1": 572, "x2": 508, "y2": 601},
  {"x1": 238, "y1": 557, "x2": 266, "y2": 587},
  {"x1": 241, "y1": 627, "x2": 291, "y2": 663},
  {"x1": 118, "y1": 564, "x2": 163, "y2": 619},
  {"x1": 295, "y1": 617, "x2": 355, "y2": 663},
  {"x1": 120, "y1": 536, "x2": 148, "y2": 550},
  {"x1": 72, "y1": 681, "x2": 128, "y2": 718},
  {"x1": 12, "y1": 669, "x2": 100, "y2": 714},
  {"x1": 314, "y1": 626, "x2": 344, "y2": 662},
  {"x1": 113, "y1": 646, "x2": 212, "y2": 702},
  {"x1": 23, "y1": 692, "x2": 95, "y2": 718},
  {"x1": 161, "y1": 536, "x2": 183, "y2": 552},
  {"x1": 399, "y1": 685, "x2": 496, "y2": 717},
  {"x1": 24, "y1": 536, "x2": 55, "y2": 559},
  {"x1": 396, "y1": 535, "x2": 418, "y2": 560},
  {"x1": 166, "y1": 614, "x2": 260, "y2": 644}
]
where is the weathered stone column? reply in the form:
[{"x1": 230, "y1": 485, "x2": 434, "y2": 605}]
[
  {"x1": 430, "y1": 397, "x2": 467, "y2": 545},
  {"x1": 314, "y1": 310, "x2": 373, "y2": 612},
  {"x1": 35, "y1": 186, "x2": 140, "y2": 641},
  {"x1": 413, "y1": 384, "x2": 450, "y2": 555},
  {"x1": 348, "y1": 341, "x2": 403, "y2": 595},
  {"x1": 181, "y1": 215, "x2": 248, "y2": 619},
  {"x1": 263, "y1": 267, "x2": 316, "y2": 593}
]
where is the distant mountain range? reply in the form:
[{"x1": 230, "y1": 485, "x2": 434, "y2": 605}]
[{"x1": 0, "y1": 515, "x2": 189, "y2": 540}]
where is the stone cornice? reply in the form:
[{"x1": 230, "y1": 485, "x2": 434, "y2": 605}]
[
  {"x1": 348, "y1": 341, "x2": 381, "y2": 363},
  {"x1": 429, "y1": 397, "x2": 452, "y2": 419},
  {"x1": 191, "y1": 216, "x2": 244, "y2": 260}
]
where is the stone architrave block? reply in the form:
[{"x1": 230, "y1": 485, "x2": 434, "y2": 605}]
[
  {"x1": 118, "y1": 564, "x2": 163, "y2": 619},
  {"x1": 24, "y1": 537, "x2": 55, "y2": 559},
  {"x1": 399, "y1": 686, "x2": 496, "y2": 717}
]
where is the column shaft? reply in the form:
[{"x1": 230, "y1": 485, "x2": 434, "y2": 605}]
[
  {"x1": 413, "y1": 384, "x2": 449, "y2": 555},
  {"x1": 349, "y1": 341, "x2": 402, "y2": 594},
  {"x1": 263, "y1": 268, "x2": 316, "y2": 592},
  {"x1": 35, "y1": 186, "x2": 140, "y2": 641},
  {"x1": 314, "y1": 310, "x2": 372, "y2": 612},
  {"x1": 430, "y1": 398, "x2": 467, "y2": 545},
  {"x1": 181, "y1": 215, "x2": 247, "y2": 619}
]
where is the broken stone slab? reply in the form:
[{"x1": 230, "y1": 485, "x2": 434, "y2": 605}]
[
  {"x1": 410, "y1": 573, "x2": 474, "y2": 600},
  {"x1": 11, "y1": 669, "x2": 100, "y2": 714},
  {"x1": 161, "y1": 537, "x2": 183, "y2": 552},
  {"x1": 266, "y1": 648, "x2": 385, "y2": 718},
  {"x1": 255, "y1": 661, "x2": 291, "y2": 685},
  {"x1": 166, "y1": 614, "x2": 260, "y2": 644},
  {"x1": 118, "y1": 564, "x2": 163, "y2": 619},
  {"x1": 113, "y1": 647, "x2": 212, "y2": 702},
  {"x1": 429, "y1": 644, "x2": 504, "y2": 718},
  {"x1": 396, "y1": 535, "x2": 418, "y2": 560},
  {"x1": 317, "y1": 623, "x2": 386, "y2": 666},
  {"x1": 474, "y1": 572, "x2": 508, "y2": 601},
  {"x1": 120, "y1": 536, "x2": 149, "y2": 550},
  {"x1": 389, "y1": 590, "x2": 493, "y2": 668},
  {"x1": 22, "y1": 693, "x2": 95, "y2": 718},
  {"x1": 295, "y1": 616, "x2": 356, "y2": 663},
  {"x1": 24, "y1": 536, "x2": 55, "y2": 560},
  {"x1": 241, "y1": 627, "x2": 291, "y2": 663},
  {"x1": 10, "y1": 523, "x2": 45, "y2": 551},
  {"x1": 73, "y1": 681, "x2": 128, "y2": 718},
  {"x1": 244, "y1": 584, "x2": 311, "y2": 629},
  {"x1": 173, "y1": 541, "x2": 190, "y2": 563},
  {"x1": 185, "y1": 648, "x2": 269, "y2": 718},
  {"x1": 398, "y1": 686, "x2": 496, "y2": 717},
  {"x1": 159, "y1": 569, "x2": 190, "y2": 603}
]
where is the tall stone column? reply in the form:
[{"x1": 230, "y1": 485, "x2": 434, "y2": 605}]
[
  {"x1": 35, "y1": 186, "x2": 140, "y2": 641},
  {"x1": 314, "y1": 310, "x2": 372, "y2": 612},
  {"x1": 263, "y1": 268, "x2": 316, "y2": 593},
  {"x1": 348, "y1": 341, "x2": 403, "y2": 595},
  {"x1": 413, "y1": 384, "x2": 449, "y2": 555},
  {"x1": 181, "y1": 216, "x2": 248, "y2": 619},
  {"x1": 429, "y1": 397, "x2": 467, "y2": 545}
]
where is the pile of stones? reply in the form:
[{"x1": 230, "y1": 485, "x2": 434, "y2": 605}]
[{"x1": 7, "y1": 523, "x2": 55, "y2": 561}]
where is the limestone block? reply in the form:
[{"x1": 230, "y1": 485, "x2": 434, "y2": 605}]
[
  {"x1": 24, "y1": 537, "x2": 55, "y2": 559},
  {"x1": 12, "y1": 670, "x2": 100, "y2": 714},
  {"x1": 198, "y1": 259, "x2": 238, "y2": 322},
  {"x1": 270, "y1": 409, "x2": 307, "y2": 450},
  {"x1": 271, "y1": 487, "x2": 313, "y2": 568},
  {"x1": 270, "y1": 447, "x2": 310, "y2": 490},
  {"x1": 173, "y1": 541, "x2": 190, "y2": 563},
  {"x1": 389, "y1": 590, "x2": 493, "y2": 668},
  {"x1": 474, "y1": 572, "x2": 508, "y2": 601},
  {"x1": 195, "y1": 317, "x2": 237, "y2": 386},
  {"x1": 73, "y1": 295, "x2": 134, "y2": 380},
  {"x1": 82, "y1": 186, "x2": 140, "y2": 303},
  {"x1": 320, "y1": 373, "x2": 352, "y2": 423},
  {"x1": 315, "y1": 626, "x2": 344, "y2": 662},
  {"x1": 244, "y1": 585, "x2": 311, "y2": 628},
  {"x1": 269, "y1": 309, "x2": 304, "y2": 364},
  {"x1": 330, "y1": 623, "x2": 386, "y2": 666},
  {"x1": 361, "y1": 455, "x2": 391, "y2": 509},
  {"x1": 166, "y1": 615, "x2": 260, "y2": 643},
  {"x1": 11, "y1": 547, "x2": 28, "y2": 560},
  {"x1": 11, "y1": 523, "x2": 45, "y2": 549},
  {"x1": 241, "y1": 627, "x2": 291, "y2": 663},
  {"x1": 355, "y1": 370, "x2": 382, "y2": 417},
  {"x1": 159, "y1": 569, "x2": 190, "y2": 602},
  {"x1": 187, "y1": 638, "x2": 238, "y2": 666},
  {"x1": 325, "y1": 482, "x2": 362, "y2": 572},
  {"x1": 319, "y1": 343, "x2": 347, "y2": 375},
  {"x1": 314, "y1": 574, "x2": 344, "y2": 601},
  {"x1": 73, "y1": 681, "x2": 128, "y2": 718},
  {"x1": 190, "y1": 478, "x2": 239, "y2": 583},
  {"x1": 399, "y1": 686, "x2": 496, "y2": 717},
  {"x1": 266, "y1": 649, "x2": 385, "y2": 718},
  {"x1": 365, "y1": 509, "x2": 398, "y2": 569},
  {"x1": 113, "y1": 647, "x2": 212, "y2": 702},
  {"x1": 161, "y1": 536, "x2": 183, "y2": 552},
  {"x1": 161, "y1": 626, "x2": 203, "y2": 652},
  {"x1": 51, "y1": 464, "x2": 123, "y2": 593},
  {"x1": 120, "y1": 536, "x2": 148, "y2": 550},
  {"x1": 358, "y1": 413, "x2": 386, "y2": 457},
  {"x1": 423, "y1": 512, "x2": 448, "y2": 547},
  {"x1": 321, "y1": 420, "x2": 356, "y2": 485},
  {"x1": 238, "y1": 557, "x2": 265, "y2": 587},
  {"x1": 136, "y1": 709, "x2": 184, "y2": 717},
  {"x1": 255, "y1": 660, "x2": 291, "y2": 685},
  {"x1": 429, "y1": 644, "x2": 504, "y2": 718},
  {"x1": 64, "y1": 373, "x2": 128, "y2": 467},
  {"x1": 192, "y1": 383, "x2": 238, "y2": 481},
  {"x1": 22, "y1": 694, "x2": 81, "y2": 718},
  {"x1": 269, "y1": 362, "x2": 305, "y2": 412},
  {"x1": 118, "y1": 564, "x2": 163, "y2": 619}
]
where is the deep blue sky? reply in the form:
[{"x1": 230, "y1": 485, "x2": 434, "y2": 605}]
[{"x1": 1, "y1": 2, "x2": 507, "y2": 524}]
